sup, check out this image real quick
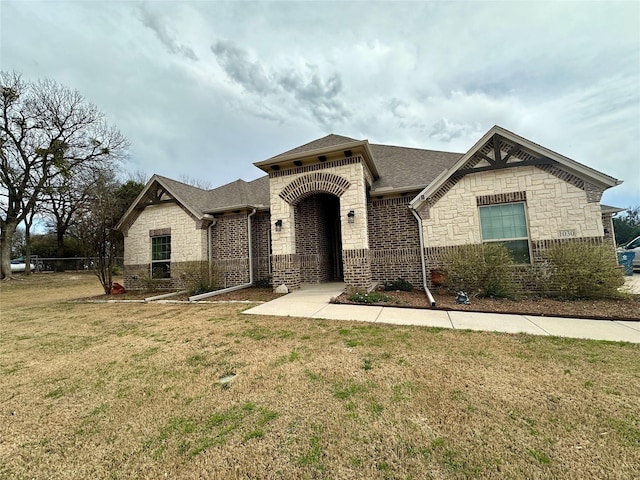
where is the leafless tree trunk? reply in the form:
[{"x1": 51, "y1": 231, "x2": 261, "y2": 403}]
[{"x1": 0, "y1": 71, "x2": 128, "y2": 279}]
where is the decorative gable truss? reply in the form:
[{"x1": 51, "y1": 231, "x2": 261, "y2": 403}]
[
  {"x1": 411, "y1": 126, "x2": 621, "y2": 216},
  {"x1": 116, "y1": 175, "x2": 206, "y2": 236}
]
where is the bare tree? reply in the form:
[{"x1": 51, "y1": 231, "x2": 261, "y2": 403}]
[
  {"x1": 75, "y1": 173, "x2": 144, "y2": 293},
  {"x1": 43, "y1": 168, "x2": 101, "y2": 271},
  {"x1": 0, "y1": 71, "x2": 128, "y2": 279},
  {"x1": 179, "y1": 174, "x2": 212, "y2": 190}
]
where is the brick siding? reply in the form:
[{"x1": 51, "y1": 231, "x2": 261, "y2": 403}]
[{"x1": 367, "y1": 196, "x2": 422, "y2": 287}]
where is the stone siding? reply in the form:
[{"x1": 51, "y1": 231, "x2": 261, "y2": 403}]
[
  {"x1": 422, "y1": 165, "x2": 604, "y2": 247},
  {"x1": 123, "y1": 203, "x2": 207, "y2": 290},
  {"x1": 123, "y1": 260, "x2": 208, "y2": 291}
]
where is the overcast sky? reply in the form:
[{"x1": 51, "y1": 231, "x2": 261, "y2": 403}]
[{"x1": 2, "y1": 0, "x2": 639, "y2": 208}]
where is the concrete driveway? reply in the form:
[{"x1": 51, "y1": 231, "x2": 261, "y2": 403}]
[{"x1": 243, "y1": 280, "x2": 640, "y2": 343}]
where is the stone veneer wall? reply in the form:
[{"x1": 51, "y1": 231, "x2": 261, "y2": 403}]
[
  {"x1": 123, "y1": 202, "x2": 207, "y2": 290},
  {"x1": 367, "y1": 196, "x2": 422, "y2": 287},
  {"x1": 418, "y1": 165, "x2": 608, "y2": 292},
  {"x1": 420, "y1": 165, "x2": 604, "y2": 247}
]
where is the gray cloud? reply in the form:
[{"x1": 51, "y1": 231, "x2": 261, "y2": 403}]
[
  {"x1": 138, "y1": 4, "x2": 198, "y2": 61},
  {"x1": 211, "y1": 40, "x2": 348, "y2": 126},
  {"x1": 211, "y1": 40, "x2": 274, "y2": 94},
  {"x1": 2, "y1": 1, "x2": 637, "y2": 207}
]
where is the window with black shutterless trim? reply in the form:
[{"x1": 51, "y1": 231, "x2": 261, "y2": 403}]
[
  {"x1": 151, "y1": 235, "x2": 171, "y2": 279},
  {"x1": 479, "y1": 202, "x2": 530, "y2": 263}
]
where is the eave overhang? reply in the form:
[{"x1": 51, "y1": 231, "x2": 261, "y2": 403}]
[
  {"x1": 115, "y1": 175, "x2": 206, "y2": 232},
  {"x1": 254, "y1": 140, "x2": 380, "y2": 180},
  {"x1": 204, "y1": 204, "x2": 270, "y2": 215},
  {"x1": 411, "y1": 125, "x2": 622, "y2": 210}
]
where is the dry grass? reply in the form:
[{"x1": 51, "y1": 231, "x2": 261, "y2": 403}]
[{"x1": 1, "y1": 273, "x2": 639, "y2": 479}]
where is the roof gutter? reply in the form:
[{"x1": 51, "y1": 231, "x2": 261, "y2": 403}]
[{"x1": 409, "y1": 205, "x2": 436, "y2": 307}]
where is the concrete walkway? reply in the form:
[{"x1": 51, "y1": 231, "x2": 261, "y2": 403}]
[{"x1": 243, "y1": 279, "x2": 640, "y2": 343}]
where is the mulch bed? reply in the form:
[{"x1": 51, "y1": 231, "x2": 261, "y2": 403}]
[
  {"x1": 93, "y1": 286, "x2": 640, "y2": 321},
  {"x1": 332, "y1": 289, "x2": 640, "y2": 321}
]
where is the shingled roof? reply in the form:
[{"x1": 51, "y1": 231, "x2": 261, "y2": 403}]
[
  {"x1": 263, "y1": 133, "x2": 463, "y2": 193},
  {"x1": 369, "y1": 144, "x2": 462, "y2": 193},
  {"x1": 268, "y1": 134, "x2": 360, "y2": 160}
]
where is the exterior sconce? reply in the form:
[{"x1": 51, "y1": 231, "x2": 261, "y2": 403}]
[
  {"x1": 275, "y1": 219, "x2": 283, "y2": 232},
  {"x1": 347, "y1": 210, "x2": 355, "y2": 224}
]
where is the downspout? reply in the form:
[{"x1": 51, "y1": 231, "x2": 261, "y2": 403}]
[
  {"x1": 409, "y1": 205, "x2": 436, "y2": 307},
  {"x1": 189, "y1": 209, "x2": 256, "y2": 301},
  {"x1": 247, "y1": 208, "x2": 256, "y2": 284},
  {"x1": 207, "y1": 216, "x2": 217, "y2": 286}
]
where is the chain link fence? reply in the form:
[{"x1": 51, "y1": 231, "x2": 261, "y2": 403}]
[{"x1": 25, "y1": 256, "x2": 124, "y2": 273}]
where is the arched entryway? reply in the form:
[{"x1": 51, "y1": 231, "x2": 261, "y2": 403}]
[{"x1": 295, "y1": 193, "x2": 343, "y2": 283}]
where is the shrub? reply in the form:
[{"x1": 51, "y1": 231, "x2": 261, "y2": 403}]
[
  {"x1": 348, "y1": 292, "x2": 394, "y2": 304},
  {"x1": 384, "y1": 278, "x2": 414, "y2": 292},
  {"x1": 179, "y1": 262, "x2": 217, "y2": 296},
  {"x1": 254, "y1": 276, "x2": 272, "y2": 288},
  {"x1": 441, "y1": 243, "x2": 517, "y2": 298},
  {"x1": 544, "y1": 242, "x2": 624, "y2": 299}
]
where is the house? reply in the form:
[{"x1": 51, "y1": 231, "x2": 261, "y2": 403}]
[{"x1": 116, "y1": 125, "x2": 621, "y2": 295}]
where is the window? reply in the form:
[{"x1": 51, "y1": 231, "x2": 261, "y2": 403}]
[
  {"x1": 479, "y1": 202, "x2": 530, "y2": 263},
  {"x1": 151, "y1": 235, "x2": 171, "y2": 279}
]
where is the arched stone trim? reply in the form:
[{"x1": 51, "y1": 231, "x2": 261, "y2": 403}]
[{"x1": 279, "y1": 172, "x2": 351, "y2": 205}]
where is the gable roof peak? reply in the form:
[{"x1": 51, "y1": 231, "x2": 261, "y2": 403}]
[{"x1": 266, "y1": 133, "x2": 364, "y2": 161}]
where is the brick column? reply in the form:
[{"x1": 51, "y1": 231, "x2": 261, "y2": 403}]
[
  {"x1": 342, "y1": 248, "x2": 372, "y2": 292},
  {"x1": 271, "y1": 254, "x2": 301, "y2": 291}
]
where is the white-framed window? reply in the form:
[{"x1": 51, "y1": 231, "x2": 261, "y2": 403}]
[
  {"x1": 151, "y1": 235, "x2": 171, "y2": 279},
  {"x1": 479, "y1": 202, "x2": 530, "y2": 263}
]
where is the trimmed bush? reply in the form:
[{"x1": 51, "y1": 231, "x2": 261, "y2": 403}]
[
  {"x1": 348, "y1": 292, "x2": 394, "y2": 304},
  {"x1": 543, "y1": 243, "x2": 624, "y2": 299},
  {"x1": 441, "y1": 243, "x2": 517, "y2": 298},
  {"x1": 254, "y1": 276, "x2": 272, "y2": 288},
  {"x1": 384, "y1": 278, "x2": 414, "y2": 292}
]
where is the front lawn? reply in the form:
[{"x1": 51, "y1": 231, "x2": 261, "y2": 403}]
[{"x1": 1, "y1": 273, "x2": 638, "y2": 479}]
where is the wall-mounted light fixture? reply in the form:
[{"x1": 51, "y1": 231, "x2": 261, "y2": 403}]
[
  {"x1": 347, "y1": 210, "x2": 355, "y2": 224},
  {"x1": 275, "y1": 219, "x2": 283, "y2": 232}
]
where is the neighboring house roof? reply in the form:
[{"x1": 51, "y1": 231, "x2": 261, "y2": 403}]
[{"x1": 601, "y1": 204, "x2": 625, "y2": 214}]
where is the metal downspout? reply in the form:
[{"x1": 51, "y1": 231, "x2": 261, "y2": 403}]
[
  {"x1": 207, "y1": 218, "x2": 216, "y2": 285},
  {"x1": 409, "y1": 206, "x2": 436, "y2": 307},
  {"x1": 247, "y1": 208, "x2": 256, "y2": 284},
  {"x1": 189, "y1": 209, "x2": 257, "y2": 302}
]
